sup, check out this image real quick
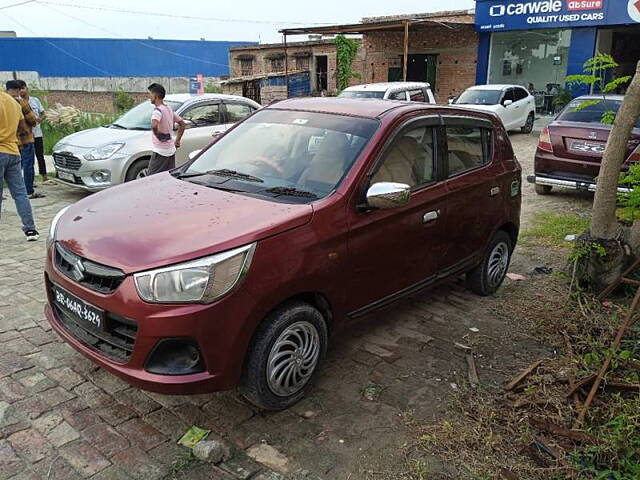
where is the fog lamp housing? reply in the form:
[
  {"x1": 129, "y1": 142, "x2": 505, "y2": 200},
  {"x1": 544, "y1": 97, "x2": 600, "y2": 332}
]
[
  {"x1": 91, "y1": 170, "x2": 111, "y2": 183},
  {"x1": 144, "y1": 338, "x2": 205, "y2": 375}
]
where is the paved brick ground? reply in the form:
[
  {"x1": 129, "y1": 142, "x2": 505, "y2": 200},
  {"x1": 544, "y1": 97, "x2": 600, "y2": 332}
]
[{"x1": 1, "y1": 134, "x2": 588, "y2": 479}]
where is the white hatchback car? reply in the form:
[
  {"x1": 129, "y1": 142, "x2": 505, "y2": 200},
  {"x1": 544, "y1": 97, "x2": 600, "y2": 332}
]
[
  {"x1": 453, "y1": 85, "x2": 536, "y2": 133},
  {"x1": 338, "y1": 82, "x2": 436, "y2": 104},
  {"x1": 52, "y1": 93, "x2": 261, "y2": 191}
]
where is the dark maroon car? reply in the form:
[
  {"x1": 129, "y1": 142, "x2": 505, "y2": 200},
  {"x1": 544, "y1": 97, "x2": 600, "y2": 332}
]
[
  {"x1": 45, "y1": 98, "x2": 521, "y2": 410},
  {"x1": 529, "y1": 95, "x2": 640, "y2": 195}
]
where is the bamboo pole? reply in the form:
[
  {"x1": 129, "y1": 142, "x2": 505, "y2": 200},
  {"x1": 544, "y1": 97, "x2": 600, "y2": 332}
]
[{"x1": 403, "y1": 21, "x2": 409, "y2": 82}]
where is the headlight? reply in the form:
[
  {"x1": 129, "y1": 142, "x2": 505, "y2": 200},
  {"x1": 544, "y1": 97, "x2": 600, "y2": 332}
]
[
  {"x1": 134, "y1": 243, "x2": 256, "y2": 304},
  {"x1": 84, "y1": 143, "x2": 125, "y2": 160},
  {"x1": 47, "y1": 205, "x2": 70, "y2": 249}
]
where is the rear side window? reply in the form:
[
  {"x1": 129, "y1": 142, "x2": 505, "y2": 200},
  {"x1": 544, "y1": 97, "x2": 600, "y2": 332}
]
[
  {"x1": 446, "y1": 126, "x2": 492, "y2": 177},
  {"x1": 389, "y1": 91, "x2": 407, "y2": 100},
  {"x1": 503, "y1": 89, "x2": 515, "y2": 103},
  {"x1": 225, "y1": 103, "x2": 254, "y2": 123},
  {"x1": 408, "y1": 89, "x2": 426, "y2": 102}
]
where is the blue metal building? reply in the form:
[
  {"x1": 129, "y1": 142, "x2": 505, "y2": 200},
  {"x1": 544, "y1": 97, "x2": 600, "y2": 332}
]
[{"x1": 0, "y1": 37, "x2": 256, "y2": 77}]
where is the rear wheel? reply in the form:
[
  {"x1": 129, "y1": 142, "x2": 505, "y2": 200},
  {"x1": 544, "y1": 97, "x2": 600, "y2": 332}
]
[
  {"x1": 521, "y1": 112, "x2": 535, "y2": 134},
  {"x1": 240, "y1": 301, "x2": 328, "y2": 411},
  {"x1": 535, "y1": 184, "x2": 552, "y2": 195},
  {"x1": 466, "y1": 231, "x2": 512, "y2": 296},
  {"x1": 125, "y1": 158, "x2": 150, "y2": 182}
]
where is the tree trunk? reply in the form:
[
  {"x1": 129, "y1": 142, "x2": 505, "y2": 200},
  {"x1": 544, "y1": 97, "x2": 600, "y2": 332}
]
[{"x1": 591, "y1": 60, "x2": 640, "y2": 239}]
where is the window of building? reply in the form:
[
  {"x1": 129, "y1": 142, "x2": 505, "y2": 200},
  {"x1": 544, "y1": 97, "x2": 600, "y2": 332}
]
[
  {"x1": 240, "y1": 59, "x2": 253, "y2": 76},
  {"x1": 295, "y1": 56, "x2": 310, "y2": 70},
  {"x1": 446, "y1": 127, "x2": 491, "y2": 177},
  {"x1": 488, "y1": 29, "x2": 571, "y2": 97},
  {"x1": 372, "y1": 126, "x2": 435, "y2": 188},
  {"x1": 270, "y1": 57, "x2": 285, "y2": 72}
]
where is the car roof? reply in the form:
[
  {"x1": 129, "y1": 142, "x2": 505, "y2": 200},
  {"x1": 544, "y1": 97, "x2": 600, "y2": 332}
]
[
  {"x1": 165, "y1": 93, "x2": 258, "y2": 105},
  {"x1": 571, "y1": 94, "x2": 624, "y2": 102},
  {"x1": 342, "y1": 82, "x2": 431, "y2": 92},
  {"x1": 466, "y1": 84, "x2": 526, "y2": 91},
  {"x1": 266, "y1": 97, "x2": 419, "y2": 119}
]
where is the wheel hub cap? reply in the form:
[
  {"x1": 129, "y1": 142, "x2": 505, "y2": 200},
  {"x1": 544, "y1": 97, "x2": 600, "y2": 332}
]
[
  {"x1": 266, "y1": 321, "x2": 320, "y2": 397},
  {"x1": 487, "y1": 241, "x2": 509, "y2": 288}
]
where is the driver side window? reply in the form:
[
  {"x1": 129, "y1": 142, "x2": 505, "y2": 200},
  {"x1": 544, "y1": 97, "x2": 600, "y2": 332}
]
[
  {"x1": 372, "y1": 126, "x2": 435, "y2": 188},
  {"x1": 389, "y1": 90, "x2": 408, "y2": 101},
  {"x1": 182, "y1": 103, "x2": 221, "y2": 127},
  {"x1": 502, "y1": 89, "x2": 515, "y2": 105}
]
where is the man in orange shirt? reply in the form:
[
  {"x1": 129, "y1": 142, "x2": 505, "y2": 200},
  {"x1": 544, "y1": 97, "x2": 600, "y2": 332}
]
[{"x1": 0, "y1": 83, "x2": 39, "y2": 240}]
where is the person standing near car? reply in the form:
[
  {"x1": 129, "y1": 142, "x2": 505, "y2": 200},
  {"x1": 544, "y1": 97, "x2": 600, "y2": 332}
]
[
  {"x1": 6, "y1": 80, "x2": 44, "y2": 199},
  {"x1": 147, "y1": 83, "x2": 185, "y2": 175},
  {"x1": 0, "y1": 88, "x2": 39, "y2": 240},
  {"x1": 18, "y1": 81, "x2": 49, "y2": 184}
]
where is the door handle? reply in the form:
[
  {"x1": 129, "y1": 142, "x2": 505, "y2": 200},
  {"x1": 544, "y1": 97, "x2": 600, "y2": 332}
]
[
  {"x1": 423, "y1": 210, "x2": 440, "y2": 223},
  {"x1": 490, "y1": 186, "x2": 500, "y2": 196}
]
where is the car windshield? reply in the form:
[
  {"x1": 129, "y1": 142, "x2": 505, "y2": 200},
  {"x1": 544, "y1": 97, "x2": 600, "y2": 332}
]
[
  {"x1": 455, "y1": 90, "x2": 503, "y2": 106},
  {"x1": 183, "y1": 109, "x2": 379, "y2": 202},
  {"x1": 110, "y1": 100, "x2": 182, "y2": 130},
  {"x1": 558, "y1": 99, "x2": 640, "y2": 128},
  {"x1": 338, "y1": 90, "x2": 385, "y2": 99}
]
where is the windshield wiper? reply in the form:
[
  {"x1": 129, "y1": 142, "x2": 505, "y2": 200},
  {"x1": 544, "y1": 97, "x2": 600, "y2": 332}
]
[
  {"x1": 264, "y1": 186, "x2": 317, "y2": 199},
  {"x1": 176, "y1": 169, "x2": 264, "y2": 183},
  {"x1": 110, "y1": 123, "x2": 126, "y2": 129}
]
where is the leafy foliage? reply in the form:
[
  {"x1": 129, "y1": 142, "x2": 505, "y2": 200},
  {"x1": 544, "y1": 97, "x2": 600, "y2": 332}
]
[
  {"x1": 42, "y1": 104, "x2": 116, "y2": 154},
  {"x1": 114, "y1": 87, "x2": 135, "y2": 113},
  {"x1": 334, "y1": 35, "x2": 360, "y2": 92},
  {"x1": 565, "y1": 53, "x2": 630, "y2": 125},
  {"x1": 203, "y1": 82, "x2": 222, "y2": 94}
]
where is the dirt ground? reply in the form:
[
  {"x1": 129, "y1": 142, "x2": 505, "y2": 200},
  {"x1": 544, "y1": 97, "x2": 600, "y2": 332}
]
[{"x1": 0, "y1": 132, "x2": 599, "y2": 480}]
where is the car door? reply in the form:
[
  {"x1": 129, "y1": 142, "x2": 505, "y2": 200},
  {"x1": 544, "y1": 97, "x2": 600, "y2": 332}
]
[
  {"x1": 512, "y1": 87, "x2": 532, "y2": 127},
  {"x1": 346, "y1": 117, "x2": 448, "y2": 315},
  {"x1": 439, "y1": 116, "x2": 504, "y2": 272},
  {"x1": 500, "y1": 88, "x2": 519, "y2": 130},
  {"x1": 176, "y1": 101, "x2": 224, "y2": 165}
]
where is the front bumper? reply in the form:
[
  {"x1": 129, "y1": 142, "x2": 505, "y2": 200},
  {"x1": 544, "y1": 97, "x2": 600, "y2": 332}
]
[
  {"x1": 527, "y1": 174, "x2": 631, "y2": 194},
  {"x1": 53, "y1": 149, "x2": 129, "y2": 191},
  {"x1": 44, "y1": 245, "x2": 256, "y2": 395}
]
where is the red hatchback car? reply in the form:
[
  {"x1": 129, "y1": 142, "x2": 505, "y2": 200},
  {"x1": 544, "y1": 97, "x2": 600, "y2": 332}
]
[
  {"x1": 529, "y1": 95, "x2": 640, "y2": 194},
  {"x1": 45, "y1": 98, "x2": 521, "y2": 410}
]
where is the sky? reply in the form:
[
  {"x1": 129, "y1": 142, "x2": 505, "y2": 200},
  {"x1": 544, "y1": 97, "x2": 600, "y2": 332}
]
[{"x1": 0, "y1": 0, "x2": 475, "y2": 43}]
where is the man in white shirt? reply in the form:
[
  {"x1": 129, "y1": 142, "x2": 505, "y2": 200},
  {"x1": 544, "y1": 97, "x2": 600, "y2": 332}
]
[{"x1": 147, "y1": 83, "x2": 185, "y2": 175}]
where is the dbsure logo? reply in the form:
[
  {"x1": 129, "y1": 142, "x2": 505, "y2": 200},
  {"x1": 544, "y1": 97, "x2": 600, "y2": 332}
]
[
  {"x1": 489, "y1": 0, "x2": 562, "y2": 17},
  {"x1": 629, "y1": 0, "x2": 640, "y2": 22}
]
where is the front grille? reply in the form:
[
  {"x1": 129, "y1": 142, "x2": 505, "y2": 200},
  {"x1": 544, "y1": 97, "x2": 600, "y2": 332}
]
[
  {"x1": 53, "y1": 152, "x2": 82, "y2": 171},
  {"x1": 55, "y1": 243, "x2": 125, "y2": 294},
  {"x1": 52, "y1": 300, "x2": 138, "y2": 363}
]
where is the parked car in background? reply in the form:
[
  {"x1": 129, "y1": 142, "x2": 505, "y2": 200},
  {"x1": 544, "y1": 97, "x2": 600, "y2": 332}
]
[
  {"x1": 529, "y1": 95, "x2": 640, "y2": 195},
  {"x1": 52, "y1": 93, "x2": 261, "y2": 191},
  {"x1": 453, "y1": 85, "x2": 536, "y2": 134},
  {"x1": 45, "y1": 98, "x2": 520, "y2": 410},
  {"x1": 338, "y1": 82, "x2": 436, "y2": 103}
]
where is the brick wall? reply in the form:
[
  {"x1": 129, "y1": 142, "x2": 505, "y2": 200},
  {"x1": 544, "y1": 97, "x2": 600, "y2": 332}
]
[
  {"x1": 44, "y1": 91, "x2": 148, "y2": 114},
  {"x1": 361, "y1": 24, "x2": 478, "y2": 103}
]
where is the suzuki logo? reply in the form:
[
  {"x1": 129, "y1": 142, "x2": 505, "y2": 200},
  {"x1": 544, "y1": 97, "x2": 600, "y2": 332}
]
[
  {"x1": 629, "y1": 0, "x2": 640, "y2": 22},
  {"x1": 489, "y1": 4, "x2": 506, "y2": 16},
  {"x1": 72, "y1": 258, "x2": 86, "y2": 282}
]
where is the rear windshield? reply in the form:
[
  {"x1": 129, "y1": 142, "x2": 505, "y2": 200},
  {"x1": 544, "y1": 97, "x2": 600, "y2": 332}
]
[
  {"x1": 338, "y1": 91, "x2": 385, "y2": 99},
  {"x1": 558, "y1": 99, "x2": 640, "y2": 128},
  {"x1": 455, "y1": 90, "x2": 502, "y2": 106}
]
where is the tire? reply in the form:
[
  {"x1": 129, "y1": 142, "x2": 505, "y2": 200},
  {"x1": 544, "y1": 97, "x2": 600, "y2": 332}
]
[
  {"x1": 466, "y1": 230, "x2": 512, "y2": 297},
  {"x1": 124, "y1": 158, "x2": 150, "y2": 182},
  {"x1": 521, "y1": 112, "x2": 535, "y2": 134},
  {"x1": 535, "y1": 184, "x2": 552, "y2": 195},
  {"x1": 240, "y1": 301, "x2": 328, "y2": 411}
]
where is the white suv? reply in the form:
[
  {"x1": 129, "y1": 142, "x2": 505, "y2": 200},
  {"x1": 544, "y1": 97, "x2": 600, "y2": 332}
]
[
  {"x1": 338, "y1": 82, "x2": 436, "y2": 103},
  {"x1": 452, "y1": 85, "x2": 536, "y2": 134},
  {"x1": 52, "y1": 94, "x2": 261, "y2": 191}
]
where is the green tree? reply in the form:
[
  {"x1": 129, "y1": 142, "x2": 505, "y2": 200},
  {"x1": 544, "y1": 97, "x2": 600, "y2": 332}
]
[
  {"x1": 114, "y1": 87, "x2": 135, "y2": 113},
  {"x1": 334, "y1": 35, "x2": 360, "y2": 92}
]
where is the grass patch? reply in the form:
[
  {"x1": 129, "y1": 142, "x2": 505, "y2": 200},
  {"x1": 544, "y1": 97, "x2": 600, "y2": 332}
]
[{"x1": 522, "y1": 211, "x2": 590, "y2": 248}]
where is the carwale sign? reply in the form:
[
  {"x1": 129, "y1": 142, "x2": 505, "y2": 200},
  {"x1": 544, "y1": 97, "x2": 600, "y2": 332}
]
[{"x1": 476, "y1": 0, "x2": 640, "y2": 31}]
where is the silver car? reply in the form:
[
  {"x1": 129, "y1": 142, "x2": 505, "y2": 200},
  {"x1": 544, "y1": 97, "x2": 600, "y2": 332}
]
[{"x1": 52, "y1": 93, "x2": 261, "y2": 191}]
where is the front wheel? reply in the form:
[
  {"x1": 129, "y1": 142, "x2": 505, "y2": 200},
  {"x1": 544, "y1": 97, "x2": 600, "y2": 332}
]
[
  {"x1": 466, "y1": 231, "x2": 512, "y2": 296},
  {"x1": 240, "y1": 301, "x2": 328, "y2": 411},
  {"x1": 521, "y1": 112, "x2": 535, "y2": 134},
  {"x1": 124, "y1": 158, "x2": 150, "y2": 182}
]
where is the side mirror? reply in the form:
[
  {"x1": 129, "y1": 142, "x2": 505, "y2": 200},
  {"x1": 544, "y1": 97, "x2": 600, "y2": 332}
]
[
  {"x1": 188, "y1": 149, "x2": 202, "y2": 161},
  {"x1": 182, "y1": 119, "x2": 195, "y2": 129},
  {"x1": 448, "y1": 98, "x2": 454, "y2": 105},
  {"x1": 503, "y1": 99, "x2": 513, "y2": 107},
  {"x1": 366, "y1": 182, "x2": 411, "y2": 210}
]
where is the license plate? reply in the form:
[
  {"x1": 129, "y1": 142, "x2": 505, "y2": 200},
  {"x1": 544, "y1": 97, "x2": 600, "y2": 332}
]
[
  {"x1": 52, "y1": 285, "x2": 105, "y2": 330},
  {"x1": 570, "y1": 140, "x2": 605, "y2": 153},
  {"x1": 57, "y1": 170, "x2": 75, "y2": 182}
]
